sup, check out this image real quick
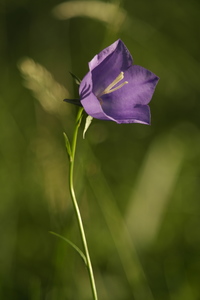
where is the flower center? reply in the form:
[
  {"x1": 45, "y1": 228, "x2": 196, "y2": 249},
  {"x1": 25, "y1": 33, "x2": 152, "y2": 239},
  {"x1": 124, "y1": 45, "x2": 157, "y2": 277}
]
[{"x1": 100, "y1": 72, "x2": 128, "y2": 96}]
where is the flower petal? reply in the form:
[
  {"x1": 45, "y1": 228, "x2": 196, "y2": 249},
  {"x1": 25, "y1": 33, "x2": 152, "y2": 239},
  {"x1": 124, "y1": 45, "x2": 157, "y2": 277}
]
[
  {"x1": 89, "y1": 39, "x2": 133, "y2": 71},
  {"x1": 79, "y1": 71, "x2": 93, "y2": 100},
  {"x1": 101, "y1": 65, "x2": 159, "y2": 123},
  {"x1": 114, "y1": 105, "x2": 151, "y2": 124},
  {"x1": 81, "y1": 91, "x2": 115, "y2": 121},
  {"x1": 90, "y1": 40, "x2": 133, "y2": 96}
]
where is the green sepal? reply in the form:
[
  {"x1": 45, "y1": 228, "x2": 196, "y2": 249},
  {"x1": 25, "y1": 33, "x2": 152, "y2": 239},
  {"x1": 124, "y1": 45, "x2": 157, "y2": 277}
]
[
  {"x1": 63, "y1": 132, "x2": 72, "y2": 159},
  {"x1": 49, "y1": 231, "x2": 87, "y2": 265},
  {"x1": 63, "y1": 98, "x2": 82, "y2": 106},
  {"x1": 69, "y1": 72, "x2": 81, "y2": 85},
  {"x1": 83, "y1": 115, "x2": 93, "y2": 139}
]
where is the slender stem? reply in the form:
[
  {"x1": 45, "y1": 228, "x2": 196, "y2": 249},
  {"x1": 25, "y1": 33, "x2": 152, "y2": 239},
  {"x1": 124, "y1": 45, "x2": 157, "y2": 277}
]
[{"x1": 69, "y1": 107, "x2": 98, "y2": 300}]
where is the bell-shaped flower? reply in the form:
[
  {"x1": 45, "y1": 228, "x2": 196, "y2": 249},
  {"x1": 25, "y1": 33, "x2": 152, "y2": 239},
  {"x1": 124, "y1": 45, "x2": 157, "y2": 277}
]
[{"x1": 79, "y1": 39, "x2": 159, "y2": 124}]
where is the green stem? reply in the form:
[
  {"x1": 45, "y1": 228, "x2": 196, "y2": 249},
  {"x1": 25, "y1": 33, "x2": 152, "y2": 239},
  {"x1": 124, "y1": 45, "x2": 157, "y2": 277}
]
[{"x1": 69, "y1": 107, "x2": 98, "y2": 300}]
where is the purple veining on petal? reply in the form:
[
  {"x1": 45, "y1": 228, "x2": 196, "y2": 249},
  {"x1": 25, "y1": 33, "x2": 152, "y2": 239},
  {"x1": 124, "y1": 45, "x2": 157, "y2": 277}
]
[{"x1": 80, "y1": 81, "x2": 91, "y2": 99}]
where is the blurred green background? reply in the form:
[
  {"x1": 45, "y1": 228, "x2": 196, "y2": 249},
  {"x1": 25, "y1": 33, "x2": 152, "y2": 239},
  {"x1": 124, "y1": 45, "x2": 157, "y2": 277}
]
[{"x1": 1, "y1": 0, "x2": 200, "y2": 299}]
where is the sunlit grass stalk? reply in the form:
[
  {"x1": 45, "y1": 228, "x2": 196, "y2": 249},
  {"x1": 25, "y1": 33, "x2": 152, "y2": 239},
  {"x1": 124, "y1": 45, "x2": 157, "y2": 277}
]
[{"x1": 68, "y1": 107, "x2": 98, "y2": 300}]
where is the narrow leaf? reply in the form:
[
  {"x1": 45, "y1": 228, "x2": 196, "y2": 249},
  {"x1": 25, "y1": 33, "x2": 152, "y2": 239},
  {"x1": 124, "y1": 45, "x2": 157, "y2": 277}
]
[
  {"x1": 49, "y1": 231, "x2": 87, "y2": 265},
  {"x1": 83, "y1": 115, "x2": 93, "y2": 139},
  {"x1": 63, "y1": 132, "x2": 72, "y2": 159},
  {"x1": 69, "y1": 72, "x2": 81, "y2": 85}
]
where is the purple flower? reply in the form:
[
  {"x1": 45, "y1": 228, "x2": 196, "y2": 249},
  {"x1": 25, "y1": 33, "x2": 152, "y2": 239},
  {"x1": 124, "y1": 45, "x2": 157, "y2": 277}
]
[{"x1": 79, "y1": 39, "x2": 159, "y2": 124}]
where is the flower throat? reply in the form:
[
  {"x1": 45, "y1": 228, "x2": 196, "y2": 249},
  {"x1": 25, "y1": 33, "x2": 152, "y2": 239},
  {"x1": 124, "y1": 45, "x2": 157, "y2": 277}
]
[{"x1": 100, "y1": 72, "x2": 128, "y2": 96}]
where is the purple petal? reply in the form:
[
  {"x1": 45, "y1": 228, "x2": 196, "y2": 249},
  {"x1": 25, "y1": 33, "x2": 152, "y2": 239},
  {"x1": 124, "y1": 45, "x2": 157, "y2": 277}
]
[
  {"x1": 90, "y1": 40, "x2": 133, "y2": 97},
  {"x1": 79, "y1": 71, "x2": 92, "y2": 100},
  {"x1": 101, "y1": 65, "x2": 159, "y2": 124},
  {"x1": 89, "y1": 39, "x2": 133, "y2": 71},
  {"x1": 80, "y1": 92, "x2": 115, "y2": 121},
  {"x1": 114, "y1": 105, "x2": 151, "y2": 124}
]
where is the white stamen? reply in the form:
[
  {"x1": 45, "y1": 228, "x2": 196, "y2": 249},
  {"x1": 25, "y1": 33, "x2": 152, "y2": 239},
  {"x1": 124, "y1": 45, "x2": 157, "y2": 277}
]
[{"x1": 100, "y1": 72, "x2": 128, "y2": 96}]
